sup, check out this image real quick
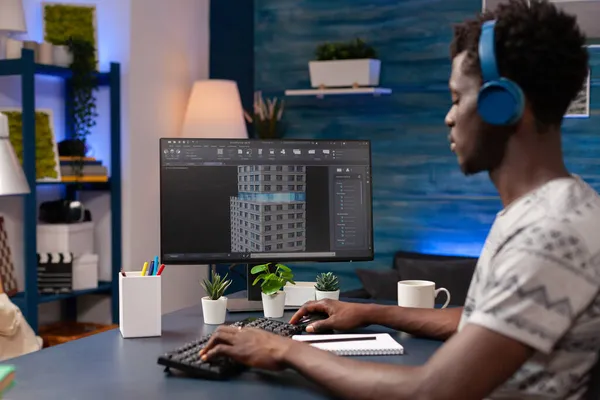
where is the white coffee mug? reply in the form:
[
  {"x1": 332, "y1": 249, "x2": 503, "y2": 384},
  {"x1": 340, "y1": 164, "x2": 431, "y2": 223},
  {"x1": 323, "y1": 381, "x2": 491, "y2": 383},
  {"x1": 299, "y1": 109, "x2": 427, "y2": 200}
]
[{"x1": 397, "y1": 280, "x2": 451, "y2": 309}]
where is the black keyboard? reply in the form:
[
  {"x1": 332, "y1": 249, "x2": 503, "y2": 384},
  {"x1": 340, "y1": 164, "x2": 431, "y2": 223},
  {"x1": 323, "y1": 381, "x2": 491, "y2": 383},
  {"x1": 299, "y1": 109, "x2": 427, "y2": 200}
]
[{"x1": 157, "y1": 317, "x2": 306, "y2": 380}]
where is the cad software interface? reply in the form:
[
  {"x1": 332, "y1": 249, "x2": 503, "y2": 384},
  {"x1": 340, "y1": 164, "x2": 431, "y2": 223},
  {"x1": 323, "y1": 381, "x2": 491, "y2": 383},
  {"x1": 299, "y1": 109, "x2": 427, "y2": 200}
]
[{"x1": 160, "y1": 139, "x2": 373, "y2": 263}]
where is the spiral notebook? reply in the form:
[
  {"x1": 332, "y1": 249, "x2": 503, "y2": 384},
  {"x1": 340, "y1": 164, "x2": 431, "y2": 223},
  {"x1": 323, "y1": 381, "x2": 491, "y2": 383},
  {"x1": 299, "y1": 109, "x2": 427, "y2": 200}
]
[{"x1": 292, "y1": 333, "x2": 404, "y2": 356}]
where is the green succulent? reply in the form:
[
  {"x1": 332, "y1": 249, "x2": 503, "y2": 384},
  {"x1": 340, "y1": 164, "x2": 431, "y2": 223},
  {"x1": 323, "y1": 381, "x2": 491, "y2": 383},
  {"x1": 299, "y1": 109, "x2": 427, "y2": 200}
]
[
  {"x1": 251, "y1": 263, "x2": 295, "y2": 295},
  {"x1": 201, "y1": 270, "x2": 232, "y2": 300},
  {"x1": 315, "y1": 272, "x2": 339, "y2": 292},
  {"x1": 315, "y1": 38, "x2": 377, "y2": 61}
]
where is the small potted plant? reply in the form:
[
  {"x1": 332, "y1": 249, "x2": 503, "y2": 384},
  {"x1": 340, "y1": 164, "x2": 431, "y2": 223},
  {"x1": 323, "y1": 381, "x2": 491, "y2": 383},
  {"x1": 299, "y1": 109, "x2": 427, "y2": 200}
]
[
  {"x1": 251, "y1": 263, "x2": 295, "y2": 318},
  {"x1": 244, "y1": 91, "x2": 285, "y2": 139},
  {"x1": 315, "y1": 272, "x2": 340, "y2": 301},
  {"x1": 309, "y1": 38, "x2": 380, "y2": 88},
  {"x1": 200, "y1": 270, "x2": 232, "y2": 325}
]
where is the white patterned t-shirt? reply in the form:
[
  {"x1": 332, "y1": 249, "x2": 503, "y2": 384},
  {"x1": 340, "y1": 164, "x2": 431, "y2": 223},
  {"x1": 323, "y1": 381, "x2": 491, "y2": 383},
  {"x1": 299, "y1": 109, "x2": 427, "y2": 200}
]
[{"x1": 458, "y1": 176, "x2": 600, "y2": 399}]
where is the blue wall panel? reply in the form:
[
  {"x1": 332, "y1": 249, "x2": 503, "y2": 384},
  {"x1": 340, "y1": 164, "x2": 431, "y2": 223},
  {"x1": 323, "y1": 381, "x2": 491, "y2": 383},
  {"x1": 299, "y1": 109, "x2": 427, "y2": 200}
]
[{"x1": 254, "y1": 0, "x2": 600, "y2": 290}]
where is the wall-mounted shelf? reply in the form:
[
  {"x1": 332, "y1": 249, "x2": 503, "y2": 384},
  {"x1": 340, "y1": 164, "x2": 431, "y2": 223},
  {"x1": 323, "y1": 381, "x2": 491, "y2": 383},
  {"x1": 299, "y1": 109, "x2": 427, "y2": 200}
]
[{"x1": 284, "y1": 87, "x2": 392, "y2": 97}]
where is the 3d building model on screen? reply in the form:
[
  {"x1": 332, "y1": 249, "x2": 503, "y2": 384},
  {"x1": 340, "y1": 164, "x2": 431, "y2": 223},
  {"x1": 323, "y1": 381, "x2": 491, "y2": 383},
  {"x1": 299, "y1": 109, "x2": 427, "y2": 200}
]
[{"x1": 230, "y1": 165, "x2": 306, "y2": 253}]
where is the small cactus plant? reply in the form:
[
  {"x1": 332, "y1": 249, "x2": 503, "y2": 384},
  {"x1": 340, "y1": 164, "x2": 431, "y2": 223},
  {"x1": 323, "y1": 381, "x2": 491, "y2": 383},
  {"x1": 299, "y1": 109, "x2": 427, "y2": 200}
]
[{"x1": 315, "y1": 272, "x2": 339, "y2": 292}]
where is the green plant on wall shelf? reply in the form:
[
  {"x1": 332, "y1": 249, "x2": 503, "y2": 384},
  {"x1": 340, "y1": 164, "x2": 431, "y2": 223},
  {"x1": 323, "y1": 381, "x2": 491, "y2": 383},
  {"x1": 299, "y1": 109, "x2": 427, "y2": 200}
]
[
  {"x1": 251, "y1": 263, "x2": 295, "y2": 295},
  {"x1": 200, "y1": 270, "x2": 232, "y2": 300},
  {"x1": 244, "y1": 91, "x2": 285, "y2": 139},
  {"x1": 315, "y1": 38, "x2": 377, "y2": 61}
]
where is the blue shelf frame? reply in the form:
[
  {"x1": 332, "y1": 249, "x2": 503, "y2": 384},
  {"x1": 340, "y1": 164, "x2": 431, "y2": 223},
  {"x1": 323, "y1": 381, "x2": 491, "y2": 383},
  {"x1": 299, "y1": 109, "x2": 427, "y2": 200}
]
[{"x1": 0, "y1": 48, "x2": 122, "y2": 332}]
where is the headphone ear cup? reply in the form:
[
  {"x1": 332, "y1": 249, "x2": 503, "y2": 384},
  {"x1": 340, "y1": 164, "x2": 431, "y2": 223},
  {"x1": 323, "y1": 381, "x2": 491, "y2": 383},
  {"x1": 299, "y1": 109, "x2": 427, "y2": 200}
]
[{"x1": 477, "y1": 79, "x2": 525, "y2": 125}]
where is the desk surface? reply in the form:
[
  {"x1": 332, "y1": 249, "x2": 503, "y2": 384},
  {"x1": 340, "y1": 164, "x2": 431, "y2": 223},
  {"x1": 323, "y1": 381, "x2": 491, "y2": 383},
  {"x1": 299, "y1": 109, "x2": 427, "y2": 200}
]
[{"x1": 6, "y1": 302, "x2": 443, "y2": 399}]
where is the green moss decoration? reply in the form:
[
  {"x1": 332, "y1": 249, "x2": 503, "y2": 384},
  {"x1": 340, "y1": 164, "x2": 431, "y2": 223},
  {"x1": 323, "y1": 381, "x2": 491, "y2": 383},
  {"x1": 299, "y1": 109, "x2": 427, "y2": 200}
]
[
  {"x1": 5, "y1": 111, "x2": 59, "y2": 181},
  {"x1": 44, "y1": 4, "x2": 96, "y2": 47}
]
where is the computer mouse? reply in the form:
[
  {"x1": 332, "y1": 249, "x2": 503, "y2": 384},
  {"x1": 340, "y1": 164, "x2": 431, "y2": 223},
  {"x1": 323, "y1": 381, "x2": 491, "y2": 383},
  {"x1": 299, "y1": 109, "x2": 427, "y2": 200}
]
[{"x1": 297, "y1": 312, "x2": 334, "y2": 333}]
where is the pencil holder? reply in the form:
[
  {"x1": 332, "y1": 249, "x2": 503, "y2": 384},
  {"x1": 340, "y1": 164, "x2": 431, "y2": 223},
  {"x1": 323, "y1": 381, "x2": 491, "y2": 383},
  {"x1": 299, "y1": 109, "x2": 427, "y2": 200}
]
[{"x1": 119, "y1": 271, "x2": 162, "y2": 338}]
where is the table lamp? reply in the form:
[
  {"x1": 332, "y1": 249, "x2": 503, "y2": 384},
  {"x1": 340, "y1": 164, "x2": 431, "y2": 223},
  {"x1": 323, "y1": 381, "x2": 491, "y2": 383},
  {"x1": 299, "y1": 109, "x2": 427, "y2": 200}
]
[
  {"x1": 0, "y1": 0, "x2": 27, "y2": 59},
  {"x1": 181, "y1": 80, "x2": 248, "y2": 138},
  {"x1": 0, "y1": 112, "x2": 30, "y2": 196}
]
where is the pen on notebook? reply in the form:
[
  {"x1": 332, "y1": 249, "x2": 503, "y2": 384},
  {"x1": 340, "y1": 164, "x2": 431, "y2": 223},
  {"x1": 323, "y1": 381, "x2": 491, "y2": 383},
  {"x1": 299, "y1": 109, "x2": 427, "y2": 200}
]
[
  {"x1": 141, "y1": 262, "x2": 149, "y2": 276},
  {"x1": 157, "y1": 264, "x2": 165, "y2": 276},
  {"x1": 301, "y1": 336, "x2": 378, "y2": 344}
]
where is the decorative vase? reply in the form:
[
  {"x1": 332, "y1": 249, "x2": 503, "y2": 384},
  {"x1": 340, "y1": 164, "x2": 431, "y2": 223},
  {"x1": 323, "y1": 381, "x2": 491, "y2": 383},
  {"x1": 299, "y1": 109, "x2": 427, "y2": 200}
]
[
  {"x1": 308, "y1": 59, "x2": 381, "y2": 88},
  {"x1": 4, "y1": 39, "x2": 23, "y2": 60},
  {"x1": 315, "y1": 289, "x2": 340, "y2": 301},
  {"x1": 201, "y1": 296, "x2": 227, "y2": 325},
  {"x1": 39, "y1": 42, "x2": 53, "y2": 64},
  {"x1": 53, "y1": 45, "x2": 72, "y2": 67},
  {"x1": 261, "y1": 291, "x2": 286, "y2": 318}
]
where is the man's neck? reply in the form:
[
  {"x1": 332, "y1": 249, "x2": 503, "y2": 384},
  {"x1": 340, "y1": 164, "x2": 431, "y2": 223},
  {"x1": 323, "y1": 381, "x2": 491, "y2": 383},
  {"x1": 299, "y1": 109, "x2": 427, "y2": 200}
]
[{"x1": 489, "y1": 129, "x2": 571, "y2": 208}]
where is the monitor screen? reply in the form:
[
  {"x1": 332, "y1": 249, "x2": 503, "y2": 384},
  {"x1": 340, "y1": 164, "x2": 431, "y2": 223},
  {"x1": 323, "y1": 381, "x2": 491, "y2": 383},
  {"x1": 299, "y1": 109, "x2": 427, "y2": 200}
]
[{"x1": 160, "y1": 139, "x2": 373, "y2": 264}]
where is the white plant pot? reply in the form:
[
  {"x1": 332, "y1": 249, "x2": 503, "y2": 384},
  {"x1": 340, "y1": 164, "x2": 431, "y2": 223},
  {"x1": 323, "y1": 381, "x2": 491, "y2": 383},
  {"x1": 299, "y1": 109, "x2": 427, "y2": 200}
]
[
  {"x1": 262, "y1": 291, "x2": 286, "y2": 318},
  {"x1": 201, "y1": 296, "x2": 228, "y2": 325},
  {"x1": 315, "y1": 289, "x2": 340, "y2": 301},
  {"x1": 283, "y1": 281, "x2": 316, "y2": 306},
  {"x1": 309, "y1": 59, "x2": 381, "y2": 88}
]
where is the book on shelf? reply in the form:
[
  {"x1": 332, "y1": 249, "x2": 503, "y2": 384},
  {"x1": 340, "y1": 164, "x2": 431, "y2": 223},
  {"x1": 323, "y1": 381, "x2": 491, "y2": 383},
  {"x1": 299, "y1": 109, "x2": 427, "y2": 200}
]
[
  {"x1": 59, "y1": 156, "x2": 109, "y2": 183},
  {"x1": 60, "y1": 176, "x2": 109, "y2": 183}
]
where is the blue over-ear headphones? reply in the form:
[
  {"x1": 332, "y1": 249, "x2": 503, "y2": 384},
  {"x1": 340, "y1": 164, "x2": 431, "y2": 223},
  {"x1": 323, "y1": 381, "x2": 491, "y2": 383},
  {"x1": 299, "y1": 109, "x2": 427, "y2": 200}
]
[{"x1": 478, "y1": 20, "x2": 525, "y2": 125}]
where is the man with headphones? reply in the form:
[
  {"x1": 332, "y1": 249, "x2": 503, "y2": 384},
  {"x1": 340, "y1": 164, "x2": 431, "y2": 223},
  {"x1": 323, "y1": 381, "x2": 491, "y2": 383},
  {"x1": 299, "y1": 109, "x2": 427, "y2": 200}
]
[{"x1": 200, "y1": 1, "x2": 598, "y2": 398}]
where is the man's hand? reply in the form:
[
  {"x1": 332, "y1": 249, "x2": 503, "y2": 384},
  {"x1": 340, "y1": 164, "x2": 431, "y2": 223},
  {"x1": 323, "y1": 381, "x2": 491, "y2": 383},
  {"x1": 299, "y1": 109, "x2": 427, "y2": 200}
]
[
  {"x1": 199, "y1": 326, "x2": 293, "y2": 371},
  {"x1": 289, "y1": 299, "x2": 371, "y2": 332}
]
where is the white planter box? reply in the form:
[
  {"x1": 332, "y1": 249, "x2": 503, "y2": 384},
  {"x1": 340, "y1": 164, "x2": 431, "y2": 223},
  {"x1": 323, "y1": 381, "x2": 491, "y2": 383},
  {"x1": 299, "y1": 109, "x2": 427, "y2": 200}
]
[
  {"x1": 202, "y1": 296, "x2": 228, "y2": 325},
  {"x1": 284, "y1": 281, "x2": 316, "y2": 306},
  {"x1": 262, "y1": 291, "x2": 286, "y2": 318},
  {"x1": 309, "y1": 59, "x2": 381, "y2": 88},
  {"x1": 315, "y1": 289, "x2": 340, "y2": 301},
  {"x1": 37, "y1": 222, "x2": 95, "y2": 255}
]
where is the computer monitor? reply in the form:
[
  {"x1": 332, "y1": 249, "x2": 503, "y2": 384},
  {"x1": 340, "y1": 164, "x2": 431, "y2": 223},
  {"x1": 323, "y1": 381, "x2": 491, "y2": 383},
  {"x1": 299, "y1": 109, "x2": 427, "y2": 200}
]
[{"x1": 159, "y1": 138, "x2": 374, "y2": 310}]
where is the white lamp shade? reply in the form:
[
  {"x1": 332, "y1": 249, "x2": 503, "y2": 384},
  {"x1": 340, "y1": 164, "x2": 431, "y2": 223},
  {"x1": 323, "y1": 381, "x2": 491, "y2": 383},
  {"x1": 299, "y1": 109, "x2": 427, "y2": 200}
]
[
  {"x1": 181, "y1": 80, "x2": 248, "y2": 139},
  {"x1": 0, "y1": 112, "x2": 30, "y2": 196},
  {"x1": 0, "y1": 0, "x2": 26, "y2": 33}
]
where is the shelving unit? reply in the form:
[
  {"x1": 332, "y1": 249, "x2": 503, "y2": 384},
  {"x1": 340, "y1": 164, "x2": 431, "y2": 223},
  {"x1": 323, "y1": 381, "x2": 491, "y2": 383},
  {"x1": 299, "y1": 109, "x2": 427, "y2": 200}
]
[
  {"x1": 0, "y1": 48, "x2": 122, "y2": 333},
  {"x1": 284, "y1": 87, "x2": 392, "y2": 97}
]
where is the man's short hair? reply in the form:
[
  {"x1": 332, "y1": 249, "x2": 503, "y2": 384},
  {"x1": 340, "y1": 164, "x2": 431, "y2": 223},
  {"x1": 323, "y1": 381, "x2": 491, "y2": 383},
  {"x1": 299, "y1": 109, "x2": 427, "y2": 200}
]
[{"x1": 450, "y1": 0, "x2": 589, "y2": 130}]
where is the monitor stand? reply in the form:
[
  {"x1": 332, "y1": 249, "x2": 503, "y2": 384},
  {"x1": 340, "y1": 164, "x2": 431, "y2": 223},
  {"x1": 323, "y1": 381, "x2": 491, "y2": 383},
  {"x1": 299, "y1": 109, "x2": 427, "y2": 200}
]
[{"x1": 226, "y1": 263, "x2": 301, "y2": 312}]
